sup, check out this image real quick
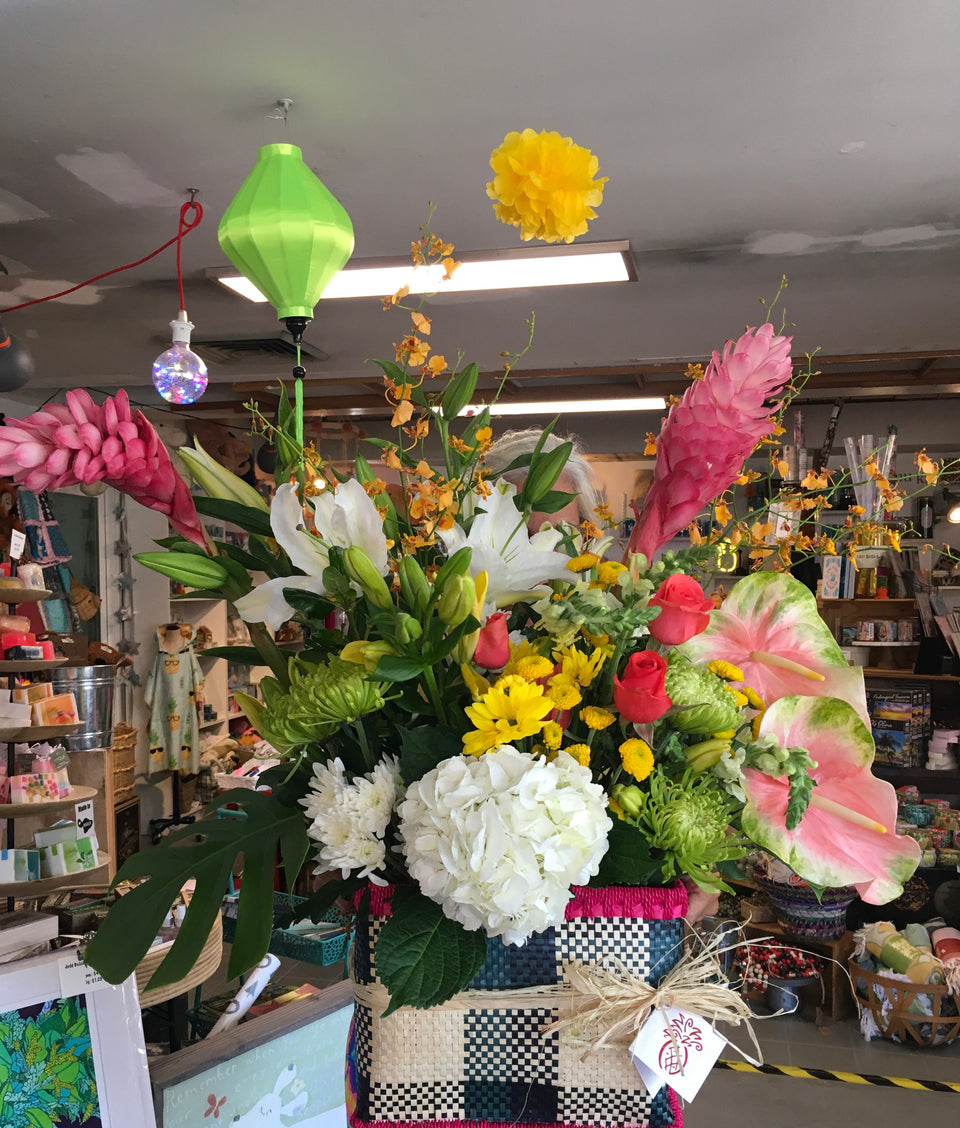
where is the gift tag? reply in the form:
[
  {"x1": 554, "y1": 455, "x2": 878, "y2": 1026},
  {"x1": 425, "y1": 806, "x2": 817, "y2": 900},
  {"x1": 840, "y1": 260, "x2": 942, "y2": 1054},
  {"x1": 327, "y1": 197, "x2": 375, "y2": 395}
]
[
  {"x1": 629, "y1": 1007, "x2": 726, "y2": 1102},
  {"x1": 58, "y1": 950, "x2": 109, "y2": 997},
  {"x1": 9, "y1": 530, "x2": 25, "y2": 562}
]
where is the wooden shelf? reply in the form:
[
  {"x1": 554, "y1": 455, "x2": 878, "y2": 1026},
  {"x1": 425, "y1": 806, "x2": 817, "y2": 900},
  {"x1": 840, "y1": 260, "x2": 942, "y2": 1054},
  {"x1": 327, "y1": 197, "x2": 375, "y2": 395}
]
[
  {"x1": 863, "y1": 668, "x2": 960, "y2": 681},
  {"x1": 198, "y1": 717, "x2": 224, "y2": 730},
  {"x1": 872, "y1": 763, "x2": 960, "y2": 788},
  {"x1": 848, "y1": 640, "x2": 918, "y2": 647},
  {"x1": 0, "y1": 850, "x2": 110, "y2": 897},
  {"x1": 820, "y1": 598, "x2": 916, "y2": 605},
  {"x1": 0, "y1": 722, "x2": 82, "y2": 743},
  {"x1": 0, "y1": 658, "x2": 67, "y2": 673},
  {"x1": 0, "y1": 785, "x2": 98, "y2": 817},
  {"x1": 0, "y1": 587, "x2": 51, "y2": 604}
]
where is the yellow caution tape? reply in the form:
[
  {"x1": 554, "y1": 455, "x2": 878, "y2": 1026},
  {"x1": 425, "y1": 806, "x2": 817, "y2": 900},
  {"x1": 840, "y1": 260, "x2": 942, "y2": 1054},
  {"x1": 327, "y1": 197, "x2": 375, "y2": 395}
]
[{"x1": 716, "y1": 1059, "x2": 960, "y2": 1094}]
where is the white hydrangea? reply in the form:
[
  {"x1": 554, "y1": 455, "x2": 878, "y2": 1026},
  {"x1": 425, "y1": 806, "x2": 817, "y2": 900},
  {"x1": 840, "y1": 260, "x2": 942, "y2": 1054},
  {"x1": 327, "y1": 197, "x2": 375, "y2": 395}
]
[
  {"x1": 398, "y1": 745, "x2": 612, "y2": 945},
  {"x1": 300, "y1": 756, "x2": 401, "y2": 882}
]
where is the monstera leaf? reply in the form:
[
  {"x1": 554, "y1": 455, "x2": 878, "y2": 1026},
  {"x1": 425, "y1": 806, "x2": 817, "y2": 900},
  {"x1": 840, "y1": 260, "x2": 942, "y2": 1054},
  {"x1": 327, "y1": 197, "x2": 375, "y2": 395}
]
[{"x1": 84, "y1": 789, "x2": 309, "y2": 988}]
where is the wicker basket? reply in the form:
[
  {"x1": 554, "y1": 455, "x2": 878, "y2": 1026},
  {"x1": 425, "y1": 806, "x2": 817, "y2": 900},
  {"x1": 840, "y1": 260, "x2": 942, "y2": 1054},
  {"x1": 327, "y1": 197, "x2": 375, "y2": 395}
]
[
  {"x1": 757, "y1": 876, "x2": 856, "y2": 941},
  {"x1": 112, "y1": 723, "x2": 138, "y2": 804},
  {"x1": 741, "y1": 895, "x2": 776, "y2": 923},
  {"x1": 221, "y1": 891, "x2": 352, "y2": 967},
  {"x1": 849, "y1": 958, "x2": 960, "y2": 1046},
  {"x1": 136, "y1": 899, "x2": 223, "y2": 1009}
]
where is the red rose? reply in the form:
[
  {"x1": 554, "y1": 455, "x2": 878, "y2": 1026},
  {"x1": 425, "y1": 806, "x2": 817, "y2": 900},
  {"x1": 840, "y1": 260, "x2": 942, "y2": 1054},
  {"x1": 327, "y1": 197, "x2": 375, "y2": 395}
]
[
  {"x1": 473, "y1": 612, "x2": 510, "y2": 669},
  {"x1": 647, "y1": 574, "x2": 713, "y2": 645},
  {"x1": 613, "y1": 650, "x2": 672, "y2": 723}
]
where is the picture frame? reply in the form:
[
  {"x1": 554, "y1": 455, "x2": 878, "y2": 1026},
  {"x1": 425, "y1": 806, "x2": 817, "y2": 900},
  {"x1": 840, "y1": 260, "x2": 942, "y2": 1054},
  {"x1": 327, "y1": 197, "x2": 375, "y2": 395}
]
[
  {"x1": 0, "y1": 946, "x2": 155, "y2": 1128},
  {"x1": 149, "y1": 979, "x2": 354, "y2": 1128}
]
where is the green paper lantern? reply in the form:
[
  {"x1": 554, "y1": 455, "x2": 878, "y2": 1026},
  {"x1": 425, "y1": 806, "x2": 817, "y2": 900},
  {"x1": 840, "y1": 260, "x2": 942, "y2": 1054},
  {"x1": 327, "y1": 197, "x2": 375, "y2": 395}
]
[{"x1": 218, "y1": 142, "x2": 355, "y2": 324}]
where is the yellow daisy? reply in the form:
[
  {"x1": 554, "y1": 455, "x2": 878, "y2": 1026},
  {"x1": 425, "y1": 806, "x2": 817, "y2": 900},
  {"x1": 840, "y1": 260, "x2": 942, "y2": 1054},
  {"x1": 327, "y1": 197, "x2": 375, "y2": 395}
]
[
  {"x1": 502, "y1": 638, "x2": 543, "y2": 676},
  {"x1": 619, "y1": 737, "x2": 655, "y2": 782},
  {"x1": 462, "y1": 678, "x2": 554, "y2": 757},
  {"x1": 554, "y1": 645, "x2": 608, "y2": 689},
  {"x1": 581, "y1": 706, "x2": 616, "y2": 731}
]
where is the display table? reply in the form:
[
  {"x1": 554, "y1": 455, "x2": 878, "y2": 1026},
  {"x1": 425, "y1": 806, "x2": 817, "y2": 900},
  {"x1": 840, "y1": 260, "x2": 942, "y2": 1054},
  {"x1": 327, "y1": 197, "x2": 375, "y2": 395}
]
[{"x1": 740, "y1": 918, "x2": 856, "y2": 1020}]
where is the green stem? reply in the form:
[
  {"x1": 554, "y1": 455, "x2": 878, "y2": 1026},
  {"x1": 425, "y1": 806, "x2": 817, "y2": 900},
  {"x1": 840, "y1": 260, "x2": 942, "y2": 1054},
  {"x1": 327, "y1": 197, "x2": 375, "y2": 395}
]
[
  {"x1": 352, "y1": 717, "x2": 374, "y2": 772},
  {"x1": 248, "y1": 622, "x2": 290, "y2": 686},
  {"x1": 422, "y1": 663, "x2": 448, "y2": 727}
]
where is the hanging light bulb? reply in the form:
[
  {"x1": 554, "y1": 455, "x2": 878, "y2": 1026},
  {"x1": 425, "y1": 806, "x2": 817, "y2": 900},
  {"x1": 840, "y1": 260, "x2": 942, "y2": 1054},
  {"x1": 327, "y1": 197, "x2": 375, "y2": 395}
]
[{"x1": 152, "y1": 310, "x2": 208, "y2": 404}]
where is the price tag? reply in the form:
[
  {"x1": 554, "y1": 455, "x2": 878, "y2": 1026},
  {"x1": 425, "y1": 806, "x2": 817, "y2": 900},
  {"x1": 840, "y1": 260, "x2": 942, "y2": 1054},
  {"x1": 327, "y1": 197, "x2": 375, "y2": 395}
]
[
  {"x1": 629, "y1": 1007, "x2": 726, "y2": 1103},
  {"x1": 74, "y1": 799, "x2": 95, "y2": 838},
  {"x1": 9, "y1": 529, "x2": 25, "y2": 561},
  {"x1": 58, "y1": 951, "x2": 109, "y2": 998}
]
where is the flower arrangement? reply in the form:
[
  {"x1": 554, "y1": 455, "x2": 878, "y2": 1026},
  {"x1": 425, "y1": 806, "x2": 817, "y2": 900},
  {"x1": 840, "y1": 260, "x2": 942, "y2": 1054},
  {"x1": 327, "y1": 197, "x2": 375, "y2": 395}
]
[{"x1": 0, "y1": 132, "x2": 923, "y2": 1013}]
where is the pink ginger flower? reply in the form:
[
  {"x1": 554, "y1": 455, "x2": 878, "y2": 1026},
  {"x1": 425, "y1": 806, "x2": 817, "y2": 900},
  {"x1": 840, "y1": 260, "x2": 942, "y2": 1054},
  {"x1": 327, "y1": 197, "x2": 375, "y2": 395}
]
[
  {"x1": 627, "y1": 324, "x2": 793, "y2": 562},
  {"x1": 0, "y1": 389, "x2": 204, "y2": 546}
]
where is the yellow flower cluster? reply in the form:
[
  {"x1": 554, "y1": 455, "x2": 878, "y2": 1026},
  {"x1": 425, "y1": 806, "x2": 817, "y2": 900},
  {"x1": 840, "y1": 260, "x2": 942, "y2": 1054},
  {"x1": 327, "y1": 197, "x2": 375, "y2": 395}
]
[{"x1": 486, "y1": 129, "x2": 607, "y2": 244}]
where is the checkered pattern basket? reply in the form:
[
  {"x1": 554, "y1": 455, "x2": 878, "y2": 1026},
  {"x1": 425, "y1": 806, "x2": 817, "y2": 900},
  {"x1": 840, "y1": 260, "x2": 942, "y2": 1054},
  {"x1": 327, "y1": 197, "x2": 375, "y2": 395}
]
[{"x1": 348, "y1": 884, "x2": 688, "y2": 1128}]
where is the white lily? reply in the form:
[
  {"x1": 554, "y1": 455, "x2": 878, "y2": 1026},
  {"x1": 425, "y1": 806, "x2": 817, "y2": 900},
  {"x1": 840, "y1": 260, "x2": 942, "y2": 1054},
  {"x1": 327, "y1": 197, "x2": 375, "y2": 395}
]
[
  {"x1": 438, "y1": 481, "x2": 572, "y2": 607},
  {"x1": 235, "y1": 480, "x2": 389, "y2": 630},
  {"x1": 177, "y1": 440, "x2": 270, "y2": 512}
]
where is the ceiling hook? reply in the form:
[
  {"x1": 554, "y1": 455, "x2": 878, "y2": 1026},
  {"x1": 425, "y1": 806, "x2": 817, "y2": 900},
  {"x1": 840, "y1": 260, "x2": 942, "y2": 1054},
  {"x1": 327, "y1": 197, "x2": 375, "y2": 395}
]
[
  {"x1": 186, "y1": 188, "x2": 199, "y2": 204},
  {"x1": 267, "y1": 97, "x2": 294, "y2": 124}
]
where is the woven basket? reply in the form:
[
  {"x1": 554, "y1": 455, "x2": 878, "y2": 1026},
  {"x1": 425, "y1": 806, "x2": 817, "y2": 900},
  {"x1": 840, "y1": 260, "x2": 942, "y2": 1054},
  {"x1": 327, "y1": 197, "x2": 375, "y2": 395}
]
[
  {"x1": 221, "y1": 891, "x2": 352, "y2": 967},
  {"x1": 349, "y1": 884, "x2": 688, "y2": 1128},
  {"x1": 112, "y1": 722, "x2": 137, "y2": 758},
  {"x1": 136, "y1": 906, "x2": 222, "y2": 1009},
  {"x1": 849, "y1": 959, "x2": 960, "y2": 1046},
  {"x1": 756, "y1": 876, "x2": 856, "y2": 941}
]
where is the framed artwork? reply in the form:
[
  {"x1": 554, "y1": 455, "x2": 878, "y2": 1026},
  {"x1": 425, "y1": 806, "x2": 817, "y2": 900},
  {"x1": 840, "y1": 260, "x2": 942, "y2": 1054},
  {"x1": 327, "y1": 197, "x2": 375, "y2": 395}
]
[
  {"x1": 150, "y1": 980, "x2": 353, "y2": 1128},
  {"x1": 0, "y1": 946, "x2": 155, "y2": 1128}
]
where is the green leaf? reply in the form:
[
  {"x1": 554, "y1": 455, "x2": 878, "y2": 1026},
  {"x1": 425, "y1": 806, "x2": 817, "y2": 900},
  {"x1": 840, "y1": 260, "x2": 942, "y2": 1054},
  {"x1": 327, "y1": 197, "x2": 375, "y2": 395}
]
[
  {"x1": 84, "y1": 790, "x2": 309, "y2": 988},
  {"x1": 374, "y1": 655, "x2": 426, "y2": 682},
  {"x1": 284, "y1": 877, "x2": 360, "y2": 925},
  {"x1": 322, "y1": 565, "x2": 354, "y2": 604},
  {"x1": 197, "y1": 645, "x2": 265, "y2": 664},
  {"x1": 282, "y1": 587, "x2": 336, "y2": 620},
  {"x1": 370, "y1": 358, "x2": 409, "y2": 384},
  {"x1": 590, "y1": 819, "x2": 664, "y2": 887},
  {"x1": 398, "y1": 726, "x2": 463, "y2": 786},
  {"x1": 25, "y1": 1109, "x2": 54, "y2": 1128},
  {"x1": 213, "y1": 541, "x2": 270, "y2": 574},
  {"x1": 440, "y1": 362, "x2": 479, "y2": 421},
  {"x1": 525, "y1": 488, "x2": 577, "y2": 516},
  {"x1": 375, "y1": 887, "x2": 487, "y2": 1013},
  {"x1": 519, "y1": 442, "x2": 573, "y2": 508},
  {"x1": 193, "y1": 496, "x2": 274, "y2": 538}
]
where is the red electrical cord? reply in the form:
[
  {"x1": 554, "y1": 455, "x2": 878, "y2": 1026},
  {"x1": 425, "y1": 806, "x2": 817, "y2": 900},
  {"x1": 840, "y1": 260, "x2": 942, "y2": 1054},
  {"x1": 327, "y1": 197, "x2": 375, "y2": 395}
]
[{"x1": 0, "y1": 200, "x2": 204, "y2": 314}]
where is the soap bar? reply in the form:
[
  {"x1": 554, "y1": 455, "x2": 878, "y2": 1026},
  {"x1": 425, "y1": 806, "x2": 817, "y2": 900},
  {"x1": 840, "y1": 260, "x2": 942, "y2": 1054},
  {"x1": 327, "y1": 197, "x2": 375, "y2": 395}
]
[{"x1": 10, "y1": 773, "x2": 60, "y2": 803}]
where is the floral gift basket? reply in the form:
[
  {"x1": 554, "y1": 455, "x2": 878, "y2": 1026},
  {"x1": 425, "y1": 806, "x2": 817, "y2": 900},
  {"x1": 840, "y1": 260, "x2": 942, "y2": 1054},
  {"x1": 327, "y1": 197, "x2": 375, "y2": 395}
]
[{"x1": 0, "y1": 129, "x2": 928, "y2": 1126}]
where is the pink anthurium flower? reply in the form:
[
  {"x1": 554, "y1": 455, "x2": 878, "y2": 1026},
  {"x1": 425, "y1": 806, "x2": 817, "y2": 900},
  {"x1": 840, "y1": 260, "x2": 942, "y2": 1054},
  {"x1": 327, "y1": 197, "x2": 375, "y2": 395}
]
[
  {"x1": 743, "y1": 694, "x2": 920, "y2": 904},
  {"x1": 682, "y1": 571, "x2": 869, "y2": 725}
]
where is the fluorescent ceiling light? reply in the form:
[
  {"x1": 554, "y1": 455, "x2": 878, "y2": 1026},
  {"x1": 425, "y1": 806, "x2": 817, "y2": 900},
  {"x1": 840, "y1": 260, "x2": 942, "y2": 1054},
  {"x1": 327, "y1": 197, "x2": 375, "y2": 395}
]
[
  {"x1": 459, "y1": 397, "x2": 665, "y2": 417},
  {"x1": 211, "y1": 241, "x2": 632, "y2": 302}
]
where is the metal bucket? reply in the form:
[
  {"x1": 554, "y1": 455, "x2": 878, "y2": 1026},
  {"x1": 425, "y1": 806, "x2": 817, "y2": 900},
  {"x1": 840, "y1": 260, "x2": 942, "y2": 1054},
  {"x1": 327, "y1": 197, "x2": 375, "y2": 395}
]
[{"x1": 52, "y1": 666, "x2": 117, "y2": 752}]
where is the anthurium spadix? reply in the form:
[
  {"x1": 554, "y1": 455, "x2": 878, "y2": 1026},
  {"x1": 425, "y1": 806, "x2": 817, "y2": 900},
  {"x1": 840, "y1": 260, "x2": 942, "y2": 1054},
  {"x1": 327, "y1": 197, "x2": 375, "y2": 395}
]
[
  {"x1": 681, "y1": 571, "x2": 869, "y2": 726},
  {"x1": 742, "y1": 695, "x2": 920, "y2": 904},
  {"x1": 235, "y1": 480, "x2": 390, "y2": 630}
]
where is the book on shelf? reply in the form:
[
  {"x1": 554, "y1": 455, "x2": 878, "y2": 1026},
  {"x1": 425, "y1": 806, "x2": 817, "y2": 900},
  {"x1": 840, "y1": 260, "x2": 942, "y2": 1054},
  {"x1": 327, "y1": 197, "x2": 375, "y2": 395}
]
[{"x1": 864, "y1": 682, "x2": 930, "y2": 767}]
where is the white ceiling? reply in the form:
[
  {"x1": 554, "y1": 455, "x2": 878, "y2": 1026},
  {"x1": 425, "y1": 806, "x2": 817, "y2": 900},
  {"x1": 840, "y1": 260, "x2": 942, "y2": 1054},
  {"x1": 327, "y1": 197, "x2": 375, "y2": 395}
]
[{"x1": 3, "y1": 0, "x2": 960, "y2": 427}]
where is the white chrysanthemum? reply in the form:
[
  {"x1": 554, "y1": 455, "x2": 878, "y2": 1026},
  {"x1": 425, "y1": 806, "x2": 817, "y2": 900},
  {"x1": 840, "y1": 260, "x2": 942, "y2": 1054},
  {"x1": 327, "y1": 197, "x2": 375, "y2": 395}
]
[
  {"x1": 300, "y1": 756, "x2": 401, "y2": 881},
  {"x1": 398, "y1": 745, "x2": 612, "y2": 945}
]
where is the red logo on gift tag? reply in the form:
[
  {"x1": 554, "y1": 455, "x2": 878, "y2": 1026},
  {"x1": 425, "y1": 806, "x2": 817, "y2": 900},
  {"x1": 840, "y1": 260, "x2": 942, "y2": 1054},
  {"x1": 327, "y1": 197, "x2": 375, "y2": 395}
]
[{"x1": 657, "y1": 1014, "x2": 704, "y2": 1075}]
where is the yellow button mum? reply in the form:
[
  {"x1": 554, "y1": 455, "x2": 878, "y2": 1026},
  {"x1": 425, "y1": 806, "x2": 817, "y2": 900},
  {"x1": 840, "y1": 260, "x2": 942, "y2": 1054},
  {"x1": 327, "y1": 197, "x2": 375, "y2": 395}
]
[
  {"x1": 581, "y1": 706, "x2": 616, "y2": 731},
  {"x1": 596, "y1": 561, "x2": 627, "y2": 586},
  {"x1": 463, "y1": 678, "x2": 554, "y2": 757},
  {"x1": 486, "y1": 129, "x2": 608, "y2": 245},
  {"x1": 619, "y1": 737, "x2": 655, "y2": 782},
  {"x1": 707, "y1": 659, "x2": 745, "y2": 682},
  {"x1": 566, "y1": 743, "x2": 592, "y2": 767},
  {"x1": 514, "y1": 655, "x2": 556, "y2": 681},
  {"x1": 566, "y1": 553, "x2": 602, "y2": 573},
  {"x1": 541, "y1": 721, "x2": 563, "y2": 750}
]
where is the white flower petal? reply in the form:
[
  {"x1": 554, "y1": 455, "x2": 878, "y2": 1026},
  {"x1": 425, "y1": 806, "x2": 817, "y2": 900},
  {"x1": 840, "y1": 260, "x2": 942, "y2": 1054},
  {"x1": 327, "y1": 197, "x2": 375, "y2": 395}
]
[{"x1": 234, "y1": 574, "x2": 324, "y2": 630}]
